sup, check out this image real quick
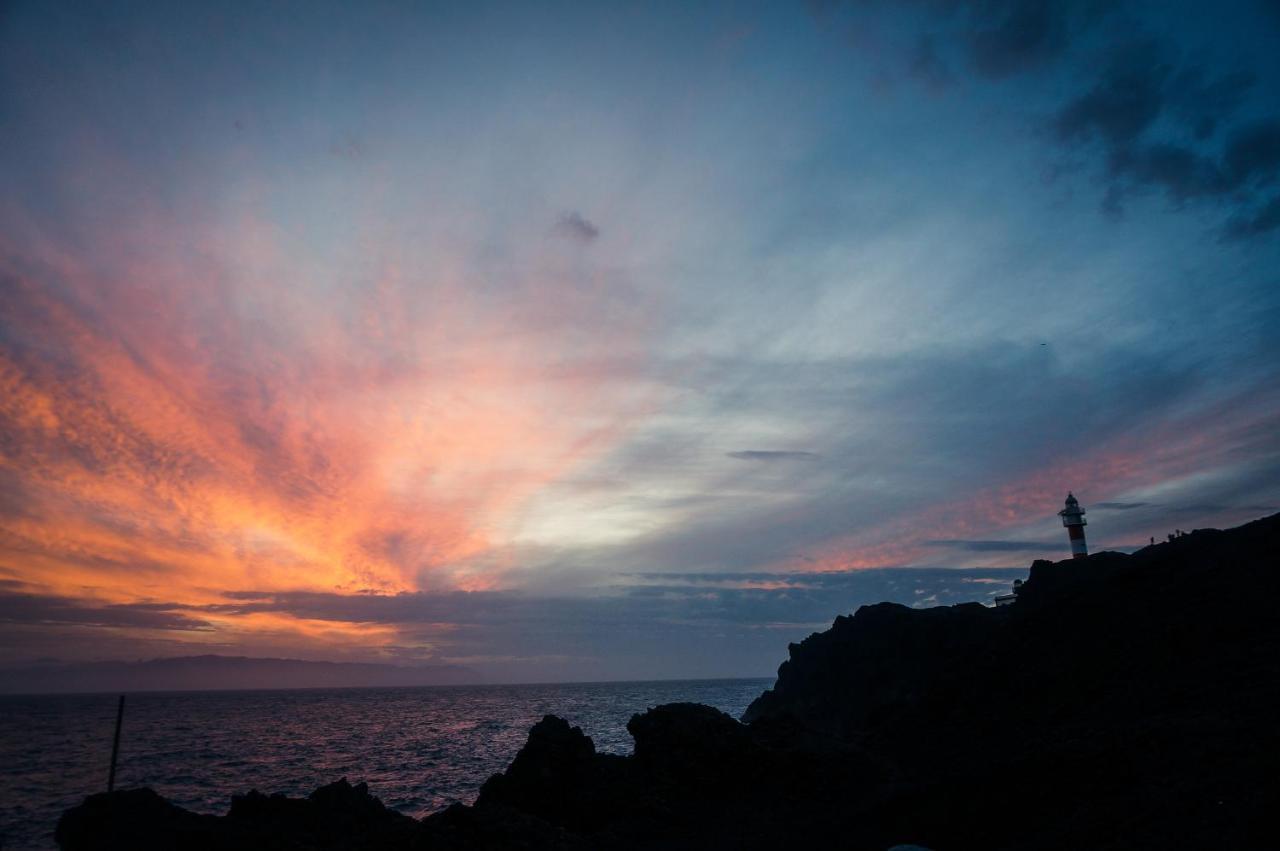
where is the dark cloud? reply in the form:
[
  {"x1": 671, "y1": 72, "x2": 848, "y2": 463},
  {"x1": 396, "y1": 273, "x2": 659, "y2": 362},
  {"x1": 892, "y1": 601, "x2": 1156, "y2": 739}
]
[
  {"x1": 1053, "y1": 41, "x2": 1169, "y2": 146},
  {"x1": 1167, "y1": 67, "x2": 1256, "y2": 140},
  {"x1": 1094, "y1": 501, "x2": 1148, "y2": 510},
  {"x1": 1090, "y1": 117, "x2": 1280, "y2": 212},
  {"x1": 205, "y1": 590, "x2": 482, "y2": 623},
  {"x1": 726, "y1": 450, "x2": 819, "y2": 461},
  {"x1": 967, "y1": 1, "x2": 1071, "y2": 79},
  {"x1": 828, "y1": 4, "x2": 1278, "y2": 237},
  {"x1": 554, "y1": 211, "x2": 600, "y2": 243},
  {"x1": 845, "y1": 1, "x2": 1113, "y2": 80},
  {"x1": 1223, "y1": 195, "x2": 1280, "y2": 239},
  {"x1": 814, "y1": 0, "x2": 1112, "y2": 88},
  {"x1": 1056, "y1": 57, "x2": 1252, "y2": 148},
  {"x1": 631, "y1": 567, "x2": 1029, "y2": 597},
  {"x1": 1050, "y1": 41, "x2": 1279, "y2": 227},
  {"x1": 1170, "y1": 502, "x2": 1279, "y2": 516},
  {"x1": 0, "y1": 592, "x2": 212, "y2": 631},
  {"x1": 1224, "y1": 119, "x2": 1280, "y2": 186},
  {"x1": 1107, "y1": 143, "x2": 1229, "y2": 203},
  {"x1": 221, "y1": 590, "x2": 277, "y2": 601},
  {"x1": 1100, "y1": 119, "x2": 1280, "y2": 217},
  {"x1": 1169, "y1": 503, "x2": 1227, "y2": 515},
  {"x1": 928, "y1": 539, "x2": 1062, "y2": 552}
]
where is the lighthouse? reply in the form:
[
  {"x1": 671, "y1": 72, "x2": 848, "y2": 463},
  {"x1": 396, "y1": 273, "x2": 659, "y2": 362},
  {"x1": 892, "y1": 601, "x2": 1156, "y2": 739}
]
[{"x1": 1059, "y1": 493, "x2": 1088, "y2": 559}]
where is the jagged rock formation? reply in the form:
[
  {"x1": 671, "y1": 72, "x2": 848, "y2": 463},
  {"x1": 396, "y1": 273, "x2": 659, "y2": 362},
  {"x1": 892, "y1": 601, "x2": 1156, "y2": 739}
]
[
  {"x1": 57, "y1": 513, "x2": 1280, "y2": 850},
  {"x1": 55, "y1": 779, "x2": 416, "y2": 850}
]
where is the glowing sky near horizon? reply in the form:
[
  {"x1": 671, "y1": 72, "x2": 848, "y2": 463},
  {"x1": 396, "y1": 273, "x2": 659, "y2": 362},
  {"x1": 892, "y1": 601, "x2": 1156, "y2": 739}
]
[{"x1": 2, "y1": 0, "x2": 1279, "y2": 679}]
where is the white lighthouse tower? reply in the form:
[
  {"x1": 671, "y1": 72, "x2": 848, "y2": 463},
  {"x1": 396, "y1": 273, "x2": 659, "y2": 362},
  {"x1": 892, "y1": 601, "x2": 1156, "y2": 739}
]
[{"x1": 1059, "y1": 493, "x2": 1088, "y2": 559}]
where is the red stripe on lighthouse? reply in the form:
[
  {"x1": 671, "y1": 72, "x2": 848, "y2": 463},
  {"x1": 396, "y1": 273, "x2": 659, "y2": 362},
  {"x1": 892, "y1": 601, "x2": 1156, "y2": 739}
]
[{"x1": 1067, "y1": 525, "x2": 1088, "y2": 558}]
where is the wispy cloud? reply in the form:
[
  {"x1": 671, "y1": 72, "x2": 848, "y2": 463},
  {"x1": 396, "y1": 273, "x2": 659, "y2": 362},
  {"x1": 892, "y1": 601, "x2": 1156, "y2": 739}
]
[
  {"x1": 0, "y1": 591, "x2": 213, "y2": 632},
  {"x1": 726, "y1": 450, "x2": 818, "y2": 461},
  {"x1": 926, "y1": 540, "x2": 1061, "y2": 553}
]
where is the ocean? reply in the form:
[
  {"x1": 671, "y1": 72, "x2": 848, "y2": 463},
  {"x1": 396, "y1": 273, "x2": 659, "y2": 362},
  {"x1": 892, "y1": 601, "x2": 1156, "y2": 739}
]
[{"x1": 0, "y1": 678, "x2": 771, "y2": 850}]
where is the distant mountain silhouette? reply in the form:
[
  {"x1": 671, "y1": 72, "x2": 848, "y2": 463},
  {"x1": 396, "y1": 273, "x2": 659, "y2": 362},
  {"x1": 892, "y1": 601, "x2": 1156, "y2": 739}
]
[
  {"x1": 57, "y1": 512, "x2": 1280, "y2": 849},
  {"x1": 1, "y1": 654, "x2": 478, "y2": 694}
]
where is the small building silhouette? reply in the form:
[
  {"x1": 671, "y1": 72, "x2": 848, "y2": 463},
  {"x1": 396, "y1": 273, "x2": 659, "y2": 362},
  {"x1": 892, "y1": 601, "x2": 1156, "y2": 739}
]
[{"x1": 993, "y1": 579, "x2": 1023, "y2": 607}]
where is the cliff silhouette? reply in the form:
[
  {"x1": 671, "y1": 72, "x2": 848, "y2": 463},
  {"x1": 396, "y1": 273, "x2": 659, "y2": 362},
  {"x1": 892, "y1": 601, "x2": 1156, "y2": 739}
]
[{"x1": 57, "y1": 512, "x2": 1280, "y2": 849}]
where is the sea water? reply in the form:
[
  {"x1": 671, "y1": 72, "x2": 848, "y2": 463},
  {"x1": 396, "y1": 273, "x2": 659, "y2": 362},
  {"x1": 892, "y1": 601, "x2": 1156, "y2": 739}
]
[{"x1": 0, "y1": 678, "x2": 770, "y2": 850}]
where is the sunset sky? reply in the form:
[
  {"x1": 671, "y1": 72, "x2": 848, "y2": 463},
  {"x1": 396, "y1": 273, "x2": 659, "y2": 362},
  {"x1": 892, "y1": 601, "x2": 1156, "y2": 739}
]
[{"x1": 2, "y1": 0, "x2": 1278, "y2": 681}]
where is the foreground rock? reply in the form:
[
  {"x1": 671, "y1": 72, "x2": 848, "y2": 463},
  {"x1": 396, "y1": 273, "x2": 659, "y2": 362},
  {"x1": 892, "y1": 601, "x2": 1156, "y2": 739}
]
[
  {"x1": 59, "y1": 513, "x2": 1280, "y2": 849},
  {"x1": 55, "y1": 779, "x2": 417, "y2": 850}
]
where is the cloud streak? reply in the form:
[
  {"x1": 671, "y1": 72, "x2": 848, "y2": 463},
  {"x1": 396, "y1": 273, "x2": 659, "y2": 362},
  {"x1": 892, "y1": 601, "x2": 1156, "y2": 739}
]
[
  {"x1": 926, "y1": 540, "x2": 1062, "y2": 553},
  {"x1": 725, "y1": 450, "x2": 818, "y2": 461}
]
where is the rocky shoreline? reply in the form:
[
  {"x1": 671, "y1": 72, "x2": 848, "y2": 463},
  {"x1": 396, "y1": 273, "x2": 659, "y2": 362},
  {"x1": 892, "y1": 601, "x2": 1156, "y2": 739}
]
[{"x1": 57, "y1": 513, "x2": 1280, "y2": 849}]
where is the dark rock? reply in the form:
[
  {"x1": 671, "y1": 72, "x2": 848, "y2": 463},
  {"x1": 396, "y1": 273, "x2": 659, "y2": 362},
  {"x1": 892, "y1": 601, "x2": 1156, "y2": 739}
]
[
  {"x1": 742, "y1": 600, "x2": 1000, "y2": 738},
  {"x1": 222, "y1": 778, "x2": 416, "y2": 848},
  {"x1": 627, "y1": 702, "x2": 754, "y2": 778},
  {"x1": 55, "y1": 788, "x2": 219, "y2": 851},
  {"x1": 57, "y1": 777, "x2": 415, "y2": 851},
  {"x1": 474, "y1": 715, "x2": 601, "y2": 826}
]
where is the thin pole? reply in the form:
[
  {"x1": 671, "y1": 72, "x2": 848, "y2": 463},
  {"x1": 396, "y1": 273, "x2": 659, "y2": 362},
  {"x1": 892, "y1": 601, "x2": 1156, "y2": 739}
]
[{"x1": 107, "y1": 695, "x2": 125, "y2": 792}]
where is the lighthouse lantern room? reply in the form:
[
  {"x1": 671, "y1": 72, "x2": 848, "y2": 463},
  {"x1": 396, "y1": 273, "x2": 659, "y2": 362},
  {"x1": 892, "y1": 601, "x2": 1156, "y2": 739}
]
[{"x1": 1059, "y1": 493, "x2": 1088, "y2": 559}]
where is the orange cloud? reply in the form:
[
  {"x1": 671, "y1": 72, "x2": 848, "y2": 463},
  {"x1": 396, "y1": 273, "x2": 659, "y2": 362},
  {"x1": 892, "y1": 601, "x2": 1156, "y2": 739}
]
[{"x1": 0, "y1": 201, "x2": 659, "y2": 656}]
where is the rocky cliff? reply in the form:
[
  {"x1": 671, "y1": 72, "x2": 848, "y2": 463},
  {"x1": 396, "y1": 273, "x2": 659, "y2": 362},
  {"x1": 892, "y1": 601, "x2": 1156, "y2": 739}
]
[{"x1": 58, "y1": 513, "x2": 1280, "y2": 849}]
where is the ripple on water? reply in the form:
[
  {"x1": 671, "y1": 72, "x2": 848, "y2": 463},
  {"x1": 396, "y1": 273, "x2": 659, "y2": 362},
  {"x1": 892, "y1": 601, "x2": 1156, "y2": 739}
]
[{"x1": 0, "y1": 679, "x2": 769, "y2": 851}]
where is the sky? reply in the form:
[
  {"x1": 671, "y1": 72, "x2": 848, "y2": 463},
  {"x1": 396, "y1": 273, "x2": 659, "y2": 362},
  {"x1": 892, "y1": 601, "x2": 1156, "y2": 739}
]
[{"x1": 1, "y1": 0, "x2": 1278, "y2": 683}]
